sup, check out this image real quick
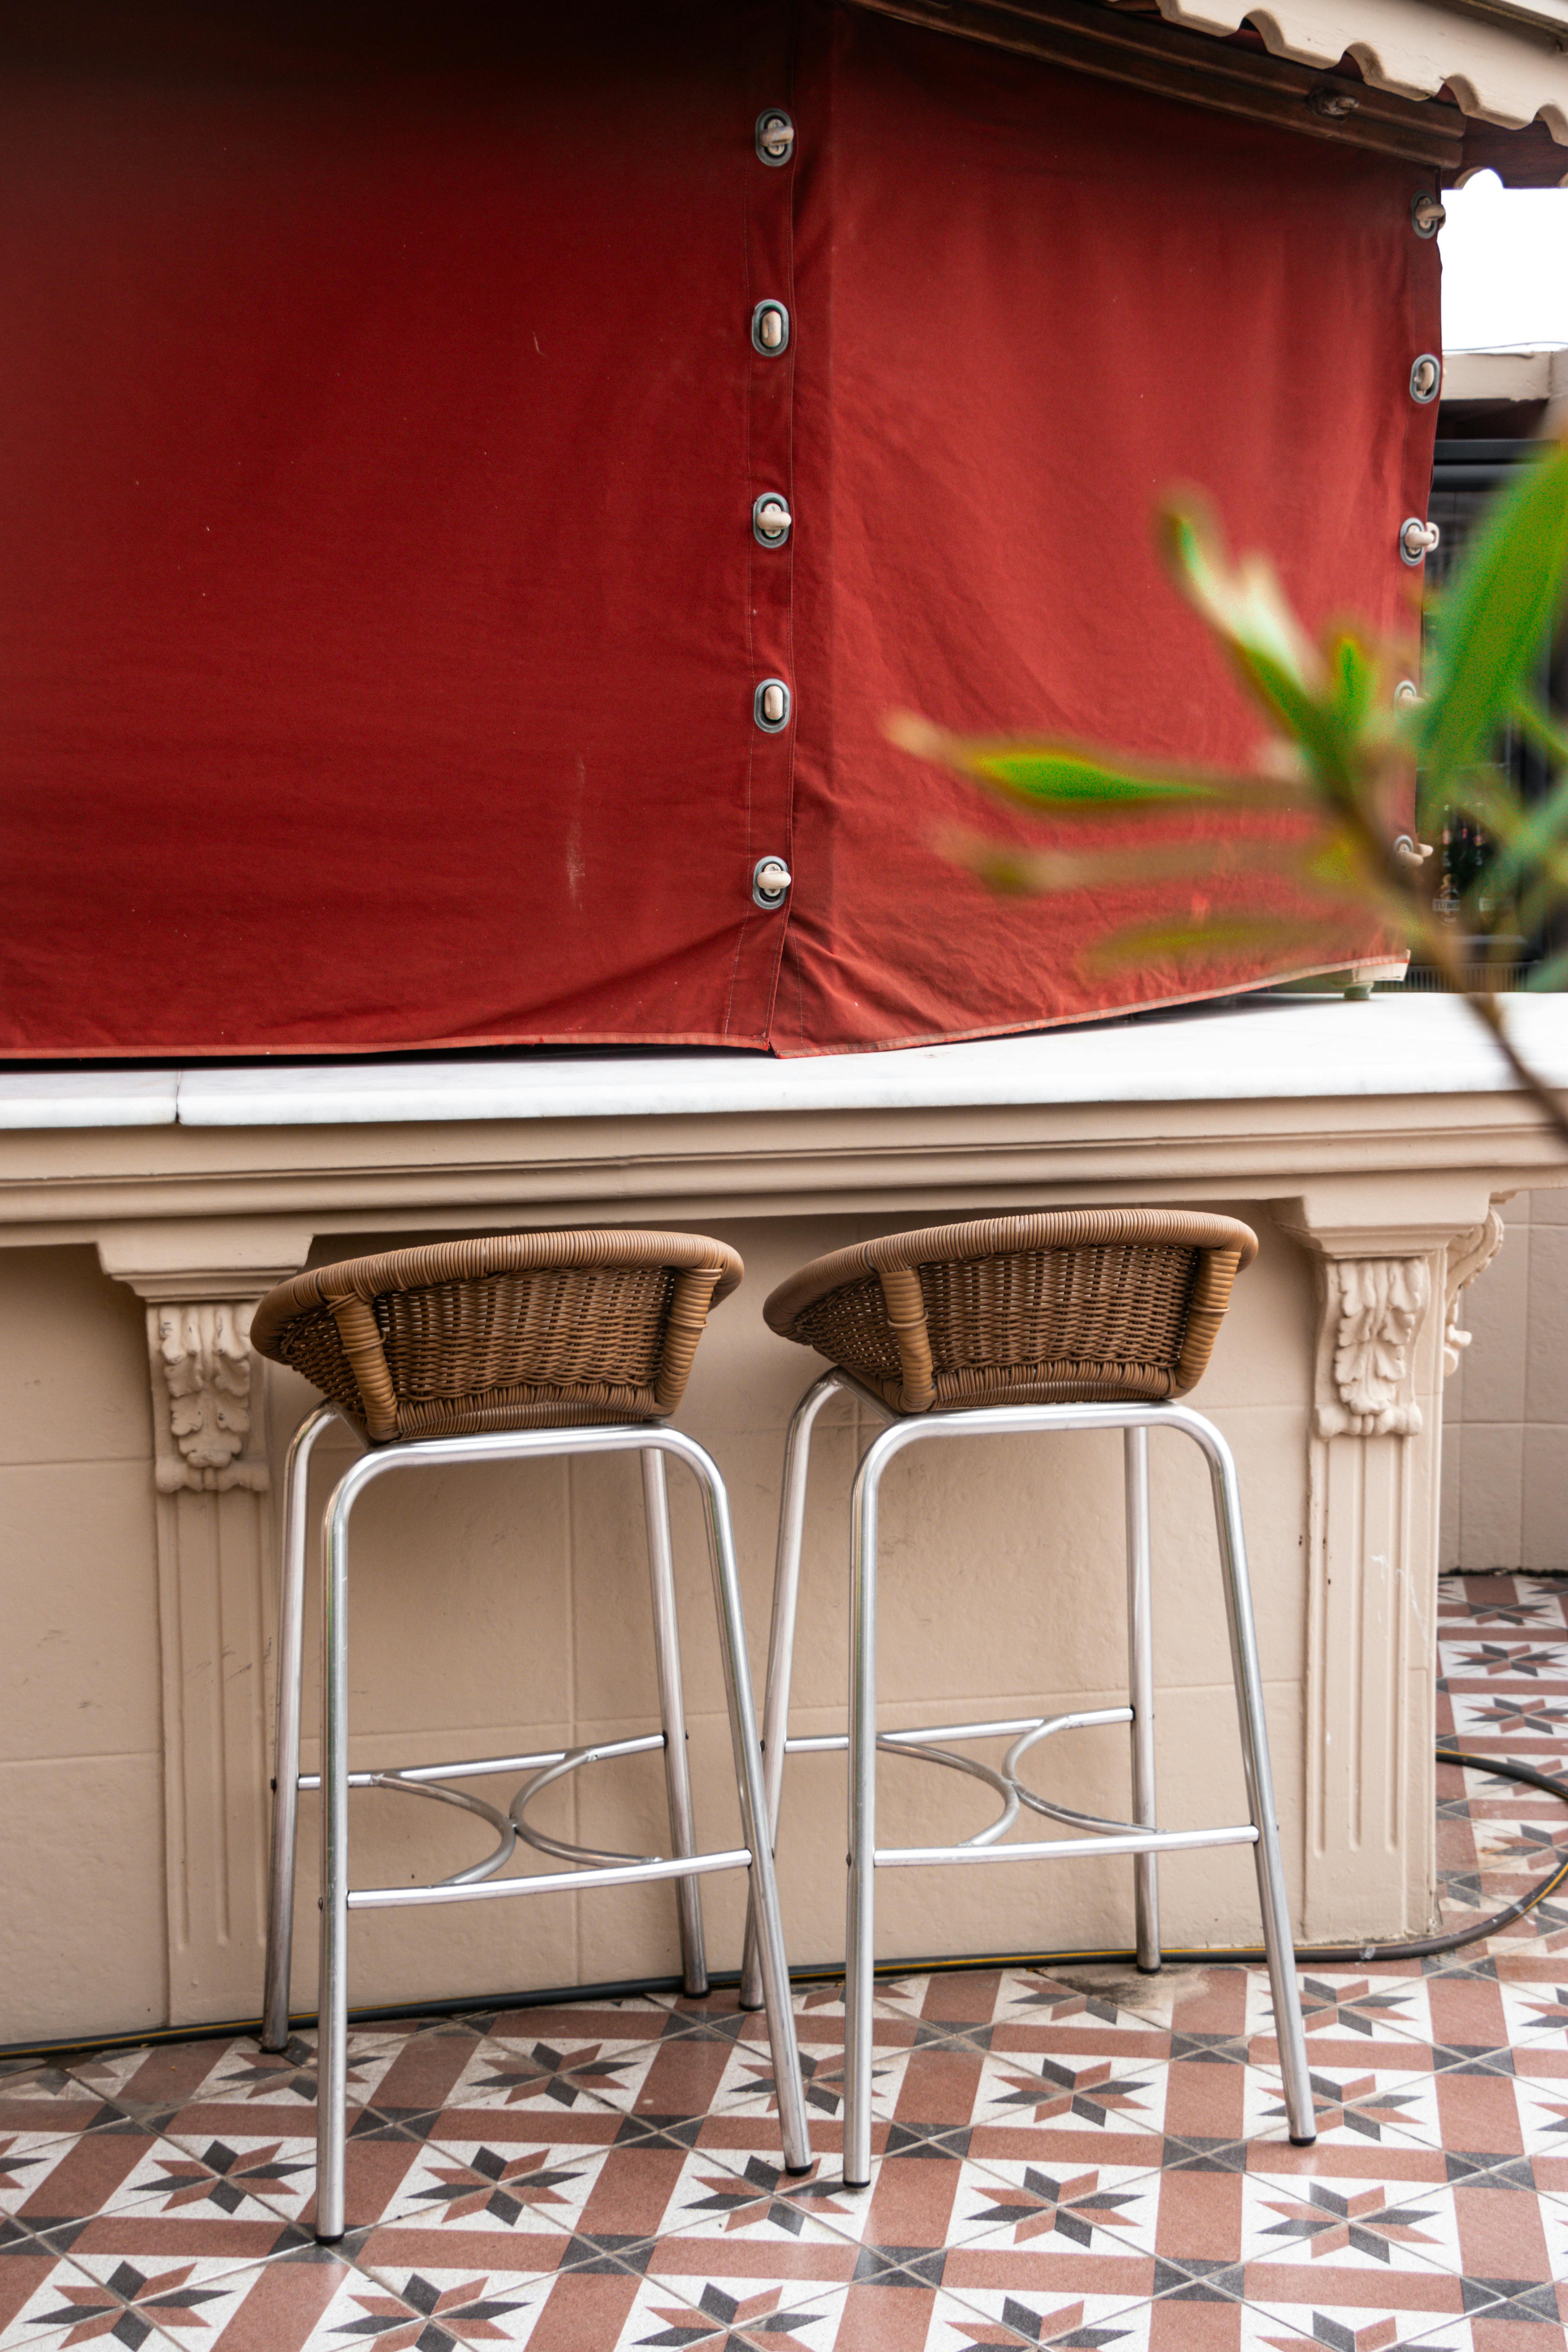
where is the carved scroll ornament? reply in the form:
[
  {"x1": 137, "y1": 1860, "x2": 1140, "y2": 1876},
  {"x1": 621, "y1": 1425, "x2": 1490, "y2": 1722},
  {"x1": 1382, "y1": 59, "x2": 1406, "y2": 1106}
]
[
  {"x1": 1316, "y1": 1255, "x2": 1431, "y2": 1439},
  {"x1": 1443, "y1": 1209, "x2": 1505, "y2": 1377},
  {"x1": 147, "y1": 1301, "x2": 269, "y2": 1494}
]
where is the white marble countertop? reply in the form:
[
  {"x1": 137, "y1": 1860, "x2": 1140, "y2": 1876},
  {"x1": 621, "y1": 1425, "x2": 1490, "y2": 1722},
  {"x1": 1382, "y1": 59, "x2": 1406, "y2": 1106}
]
[{"x1": 2, "y1": 993, "x2": 1566, "y2": 1130}]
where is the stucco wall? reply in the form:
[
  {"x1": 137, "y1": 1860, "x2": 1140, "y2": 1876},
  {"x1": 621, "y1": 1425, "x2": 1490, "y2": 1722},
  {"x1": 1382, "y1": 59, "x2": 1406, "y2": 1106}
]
[
  {"x1": 0, "y1": 1247, "x2": 168, "y2": 2041},
  {"x1": 1442, "y1": 1188, "x2": 1568, "y2": 1573},
  {"x1": 0, "y1": 1210, "x2": 1319, "y2": 2046}
]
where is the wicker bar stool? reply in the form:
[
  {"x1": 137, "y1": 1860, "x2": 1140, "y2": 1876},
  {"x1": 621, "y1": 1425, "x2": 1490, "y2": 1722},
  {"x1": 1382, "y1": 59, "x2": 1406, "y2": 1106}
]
[
  {"x1": 252, "y1": 1230, "x2": 809, "y2": 2240},
  {"x1": 737, "y1": 1209, "x2": 1314, "y2": 2187}
]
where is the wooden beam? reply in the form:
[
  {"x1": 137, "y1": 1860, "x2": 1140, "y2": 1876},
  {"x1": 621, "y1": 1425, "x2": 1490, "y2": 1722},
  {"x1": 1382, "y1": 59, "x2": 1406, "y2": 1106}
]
[{"x1": 842, "y1": 0, "x2": 1469, "y2": 170}]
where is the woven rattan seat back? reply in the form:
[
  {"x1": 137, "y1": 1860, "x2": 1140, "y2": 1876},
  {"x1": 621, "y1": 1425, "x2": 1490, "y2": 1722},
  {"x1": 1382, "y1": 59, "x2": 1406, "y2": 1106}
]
[
  {"x1": 763, "y1": 1210, "x2": 1258, "y2": 1414},
  {"x1": 252, "y1": 1230, "x2": 743, "y2": 1443}
]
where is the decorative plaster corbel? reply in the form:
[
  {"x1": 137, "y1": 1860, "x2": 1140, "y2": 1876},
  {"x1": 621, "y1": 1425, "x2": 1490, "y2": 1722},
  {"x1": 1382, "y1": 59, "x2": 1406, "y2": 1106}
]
[
  {"x1": 99, "y1": 1223, "x2": 311, "y2": 2020},
  {"x1": 1315, "y1": 1254, "x2": 1432, "y2": 1439},
  {"x1": 146, "y1": 1299, "x2": 269, "y2": 1494},
  {"x1": 1442, "y1": 1209, "x2": 1506, "y2": 1378}
]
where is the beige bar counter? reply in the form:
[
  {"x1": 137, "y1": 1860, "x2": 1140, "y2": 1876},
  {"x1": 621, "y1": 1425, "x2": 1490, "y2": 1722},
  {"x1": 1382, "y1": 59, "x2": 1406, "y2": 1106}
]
[{"x1": 4, "y1": 992, "x2": 1567, "y2": 2048}]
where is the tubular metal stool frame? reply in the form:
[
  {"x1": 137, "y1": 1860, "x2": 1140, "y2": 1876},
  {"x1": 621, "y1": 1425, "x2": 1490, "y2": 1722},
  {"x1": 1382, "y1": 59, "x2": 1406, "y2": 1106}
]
[
  {"x1": 740, "y1": 1368, "x2": 1316, "y2": 2188},
  {"x1": 262, "y1": 1405, "x2": 811, "y2": 2241}
]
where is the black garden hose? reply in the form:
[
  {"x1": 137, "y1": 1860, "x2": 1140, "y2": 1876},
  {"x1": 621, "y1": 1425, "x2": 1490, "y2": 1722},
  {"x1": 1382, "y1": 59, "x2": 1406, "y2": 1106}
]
[{"x1": 899, "y1": 1746, "x2": 1568, "y2": 1974}]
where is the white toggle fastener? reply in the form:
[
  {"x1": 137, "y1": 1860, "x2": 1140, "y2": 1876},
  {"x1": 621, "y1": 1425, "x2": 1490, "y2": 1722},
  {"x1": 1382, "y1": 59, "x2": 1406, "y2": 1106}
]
[
  {"x1": 1400, "y1": 517, "x2": 1440, "y2": 564},
  {"x1": 1410, "y1": 353, "x2": 1442, "y2": 403},
  {"x1": 755, "y1": 678, "x2": 791, "y2": 731},
  {"x1": 753, "y1": 856, "x2": 793, "y2": 909},
  {"x1": 752, "y1": 301, "x2": 790, "y2": 355},
  {"x1": 753, "y1": 494, "x2": 793, "y2": 545},
  {"x1": 756, "y1": 111, "x2": 796, "y2": 165}
]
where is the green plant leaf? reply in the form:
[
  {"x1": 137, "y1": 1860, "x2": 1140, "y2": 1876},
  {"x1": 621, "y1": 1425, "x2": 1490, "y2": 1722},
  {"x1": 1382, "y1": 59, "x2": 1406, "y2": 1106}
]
[
  {"x1": 1417, "y1": 433, "x2": 1568, "y2": 787},
  {"x1": 941, "y1": 824, "x2": 1307, "y2": 897},
  {"x1": 886, "y1": 711, "x2": 1308, "y2": 814},
  {"x1": 1526, "y1": 942, "x2": 1568, "y2": 991},
  {"x1": 1085, "y1": 912, "x2": 1361, "y2": 970},
  {"x1": 1483, "y1": 766, "x2": 1568, "y2": 898},
  {"x1": 1512, "y1": 689, "x2": 1568, "y2": 769},
  {"x1": 1160, "y1": 501, "x2": 1357, "y2": 786}
]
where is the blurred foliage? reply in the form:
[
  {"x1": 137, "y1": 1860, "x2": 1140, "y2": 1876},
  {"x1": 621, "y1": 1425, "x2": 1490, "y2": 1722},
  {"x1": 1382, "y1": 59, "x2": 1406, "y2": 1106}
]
[{"x1": 891, "y1": 428, "x2": 1568, "y2": 1148}]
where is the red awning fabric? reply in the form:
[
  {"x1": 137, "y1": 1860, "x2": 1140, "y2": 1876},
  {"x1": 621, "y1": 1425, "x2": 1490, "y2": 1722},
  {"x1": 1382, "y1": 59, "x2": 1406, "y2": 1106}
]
[{"x1": 0, "y1": 3, "x2": 1438, "y2": 1058}]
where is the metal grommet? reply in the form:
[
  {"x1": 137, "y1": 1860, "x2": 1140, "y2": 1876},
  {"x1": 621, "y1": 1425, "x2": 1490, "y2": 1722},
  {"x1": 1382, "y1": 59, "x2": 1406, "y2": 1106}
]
[
  {"x1": 752, "y1": 855, "x2": 793, "y2": 909},
  {"x1": 753, "y1": 494, "x2": 793, "y2": 546},
  {"x1": 1400, "y1": 517, "x2": 1441, "y2": 565},
  {"x1": 751, "y1": 300, "x2": 790, "y2": 356},
  {"x1": 755, "y1": 109, "x2": 795, "y2": 166},
  {"x1": 1410, "y1": 352, "x2": 1442, "y2": 403},
  {"x1": 754, "y1": 678, "x2": 791, "y2": 731},
  {"x1": 1394, "y1": 679, "x2": 1421, "y2": 707},
  {"x1": 1412, "y1": 191, "x2": 1446, "y2": 237}
]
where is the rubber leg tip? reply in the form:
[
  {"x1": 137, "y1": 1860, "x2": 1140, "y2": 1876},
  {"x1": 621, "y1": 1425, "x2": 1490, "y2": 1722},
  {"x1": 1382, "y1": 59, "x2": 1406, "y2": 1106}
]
[
  {"x1": 843, "y1": 2175, "x2": 871, "y2": 2192},
  {"x1": 1136, "y1": 1962, "x2": 1163, "y2": 1976},
  {"x1": 737, "y1": 1998, "x2": 765, "y2": 2013},
  {"x1": 1289, "y1": 2134, "x2": 1318, "y2": 2148},
  {"x1": 784, "y1": 2163, "x2": 815, "y2": 2178}
]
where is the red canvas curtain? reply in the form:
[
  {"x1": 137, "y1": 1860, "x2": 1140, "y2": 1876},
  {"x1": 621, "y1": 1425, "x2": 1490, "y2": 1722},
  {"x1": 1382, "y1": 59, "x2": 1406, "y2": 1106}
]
[{"x1": 0, "y1": 3, "x2": 1439, "y2": 1057}]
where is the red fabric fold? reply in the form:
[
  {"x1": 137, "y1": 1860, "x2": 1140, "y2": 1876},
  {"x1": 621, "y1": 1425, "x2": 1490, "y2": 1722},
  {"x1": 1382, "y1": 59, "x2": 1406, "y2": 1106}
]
[{"x1": 0, "y1": 3, "x2": 1437, "y2": 1058}]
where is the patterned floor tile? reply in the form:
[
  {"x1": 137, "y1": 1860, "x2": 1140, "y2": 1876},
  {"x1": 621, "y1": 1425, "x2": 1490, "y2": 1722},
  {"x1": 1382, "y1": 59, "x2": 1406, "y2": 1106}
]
[
  {"x1": 961, "y1": 2033, "x2": 1170, "y2": 2160},
  {"x1": 0, "y1": 2137, "x2": 96, "y2": 2223},
  {"x1": 945, "y1": 2156, "x2": 1164, "y2": 2259},
  {"x1": 440, "y1": 2029, "x2": 668, "y2": 2119},
  {"x1": 1236, "y1": 2161, "x2": 1465, "y2": 2277},
  {"x1": 0, "y1": 2064, "x2": 134, "y2": 2143},
  {"x1": 0, "y1": 2241, "x2": 270, "y2": 2347},
  {"x1": 600, "y1": 2262, "x2": 1125, "y2": 2350},
  {"x1": 133, "y1": 2244, "x2": 456, "y2": 2349},
  {"x1": 4, "y1": 2116, "x2": 310, "y2": 2254},
  {"x1": 1246, "y1": 1970, "x2": 1436, "y2": 2060},
  {"x1": 1401, "y1": 2320, "x2": 1568, "y2": 2352},
  {"x1": 1499, "y1": 1980, "x2": 1568, "y2": 2054},
  {"x1": 6, "y1": 1571, "x2": 1568, "y2": 2349},
  {"x1": 375, "y1": 2128, "x2": 625, "y2": 2238},
  {"x1": 1240, "y1": 2054, "x2": 1445, "y2": 2153},
  {"x1": 1240, "y1": 2301, "x2": 1508, "y2": 2351},
  {"x1": 671, "y1": 2271, "x2": 1300, "y2": 2350}
]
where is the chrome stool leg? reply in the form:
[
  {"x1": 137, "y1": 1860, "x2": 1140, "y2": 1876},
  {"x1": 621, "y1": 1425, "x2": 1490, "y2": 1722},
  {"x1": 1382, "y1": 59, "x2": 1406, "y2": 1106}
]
[
  {"x1": 740, "y1": 1371, "x2": 846, "y2": 2012},
  {"x1": 1192, "y1": 1412, "x2": 1315, "y2": 2145},
  {"x1": 844, "y1": 1416, "x2": 900, "y2": 2190},
  {"x1": 317, "y1": 1453, "x2": 356, "y2": 2241},
  {"x1": 641, "y1": 1448, "x2": 707, "y2": 1998},
  {"x1": 1124, "y1": 1426, "x2": 1160, "y2": 1973},
  {"x1": 689, "y1": 1441, "x2": 813, "y2": 2174},
  {"x1": 261, "y1": 1405, "x2": 340, "y2": 2054}
]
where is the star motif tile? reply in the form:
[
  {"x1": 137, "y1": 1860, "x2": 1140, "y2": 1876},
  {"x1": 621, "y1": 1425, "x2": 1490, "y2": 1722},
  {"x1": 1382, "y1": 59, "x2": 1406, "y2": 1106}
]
[{"x1": 7, "y1": 1570, "x2": 1568, "y2": 2352}]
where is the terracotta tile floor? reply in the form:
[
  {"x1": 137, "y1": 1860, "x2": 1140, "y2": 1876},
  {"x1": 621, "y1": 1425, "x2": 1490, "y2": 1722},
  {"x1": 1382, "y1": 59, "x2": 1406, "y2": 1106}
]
[{"x1": 5, "y1": 1571, "x2": 1568, "y2": 2351}]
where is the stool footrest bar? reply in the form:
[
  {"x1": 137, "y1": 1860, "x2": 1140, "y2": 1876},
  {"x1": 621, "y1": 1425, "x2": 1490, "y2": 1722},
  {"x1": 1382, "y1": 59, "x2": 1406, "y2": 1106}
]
[
  {"x1": 875, "y1": 1824, "x2": 1259, "y2": 1868},
  {"x1": 782, "y1": 1708, "x2": 1143, "y2": 1848},
  {"x1": 298, "y1": 1731, "x2": 667, "y2": 1794},
  {"x1": 348, "y1": 1846, "x2": 752, "y2": 1910}
]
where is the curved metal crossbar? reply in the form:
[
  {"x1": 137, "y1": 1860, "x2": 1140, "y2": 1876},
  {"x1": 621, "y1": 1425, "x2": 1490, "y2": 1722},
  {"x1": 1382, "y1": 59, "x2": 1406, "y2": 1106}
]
[
  {"x1": 295, "y1": 1731, "x2": 677, "y2": 1887},
  {"x1": 367, "y1": 1773, "x2": 516, "y2": 1885},
  {"x1": 509, "y1": 1739, "x2": 667, "y2": 1869},
  {"x1": 781, "y1": 1704, "x2": 1169, "y2": 1851},
  {"x1": 1004, "y1": 1709, "x2": 1155, "y2": 1837}
]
